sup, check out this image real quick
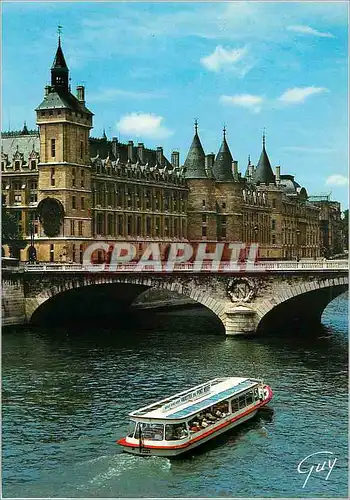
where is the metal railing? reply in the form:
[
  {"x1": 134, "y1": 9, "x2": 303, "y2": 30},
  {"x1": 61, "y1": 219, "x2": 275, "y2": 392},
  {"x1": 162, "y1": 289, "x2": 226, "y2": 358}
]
[{"x1": 17, "y1": 260, "x2": 349, "y2": 272}]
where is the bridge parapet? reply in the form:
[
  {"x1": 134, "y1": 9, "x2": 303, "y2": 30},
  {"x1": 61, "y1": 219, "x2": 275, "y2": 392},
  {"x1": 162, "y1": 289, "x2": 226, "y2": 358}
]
[{"x1": 18, "y1": 259, "x2": 349, "y2": 273}]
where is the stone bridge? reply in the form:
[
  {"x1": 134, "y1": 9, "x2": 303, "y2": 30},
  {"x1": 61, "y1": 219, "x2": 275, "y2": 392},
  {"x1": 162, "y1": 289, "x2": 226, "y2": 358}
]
[{"x1": 2, "y1": 260, "x2": 348, "y2": 335}]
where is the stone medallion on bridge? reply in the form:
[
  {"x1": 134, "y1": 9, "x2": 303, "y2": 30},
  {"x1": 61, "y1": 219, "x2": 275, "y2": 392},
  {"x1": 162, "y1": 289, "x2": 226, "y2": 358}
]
[{"x1": 227, "y1": 278, "x2": 256, "y2": 303}]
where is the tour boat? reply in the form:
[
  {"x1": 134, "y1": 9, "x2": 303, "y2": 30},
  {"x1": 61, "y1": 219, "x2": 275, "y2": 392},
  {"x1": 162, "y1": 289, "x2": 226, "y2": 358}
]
[{"x1": 117, "y1": 377, "x2": 273, "y2": 457}]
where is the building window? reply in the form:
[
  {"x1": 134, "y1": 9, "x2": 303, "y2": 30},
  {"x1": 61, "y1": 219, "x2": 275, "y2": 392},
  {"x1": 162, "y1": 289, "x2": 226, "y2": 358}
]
[
  {"x1": 30, "y1": 193, "x2": 38, "y2": 204},
  {"x1": 81, "y1": 197, "x2": 85, "y2": 210},
  {"x1": 80, "y1": 141, "x2": 84, "y2": 160},
  {"x1": 72, "y1": 244, "x2": 76, "y2": 262},
  {"x1": 164, "y1": 217, "x2": 169, "y2": 237},
  {"x1": 222, "y1": 202, "x2": 226, "y2": 209},
  {"x1": 50, "y1": 244, "x2": 54, "y2": 262},
  {"x1": 146, "y1": 217, "x2": 151, "y2": 235},
  {"x1": 79, "y1": 245, "x2": 83, "y2": 264},
  {"x1": 202, "y1": 214, "x2": 207, "y2": 223},
  {"x1": 51, "y1": 167, "x2": 55, "y2": 186},
  {"x1": 107, "y1": 214, "x2": 113, "y2": 235},
  {"x1": 81, "y1": 169, "x2": 85, "y2": 188},
  {"x1": 72, "y1": 196, "x2": 76, "y2": 209},
  {"x1": 14, "y1": 194, "x2": 22, "y2": 204},
  {"x1": 30, "y1": 181, "x2": 37, "y2": 190},
  {"x1": 272, "y1": 235, "x2": 276, "y2": 244},
  {"x1": 97, "y1": 213, "x2": 103, "y2": 235},
  {"x1": 137, "y1": 216, "x2": 142, "y2": 235},
  {"x1": 51, "y1": 139, "x2": 56, "y2": 157},
  {"x1": 72, "y1": 168, "x2": 76, "y2": 187},
  {"x1": 221, "y1": 227, "x2": 226, "y2": 238},
  {"x1": 272, "y1": 219, "x2": 276, "y2": 230},
  {"x1": 78, "y1": 221, "x2": 83, "y2": 236},
  {"x1": 15, "y1": 161, "x2": 20, "y2": 171},
  {"x1": 70, "y1": 220, "x2": 75, "y2": 235},
  {"x1": 127, "y1": 215, "x2": 132, "y2": 235},
  {"x1": 30, "y1": 160, "x2": 36, "y2": 170},
  {"x1": 118, "y1": 215, "x2": 123, "y2": 236},
  {"x1": 272, "y1": 199, "x2": 276, "y2": 208},
  {"x1": 174, "y1": 218, "x2": 178, "y2": 235},
  {"x1": 202, "y1": 226, "x2": 207, "y2": 237}
]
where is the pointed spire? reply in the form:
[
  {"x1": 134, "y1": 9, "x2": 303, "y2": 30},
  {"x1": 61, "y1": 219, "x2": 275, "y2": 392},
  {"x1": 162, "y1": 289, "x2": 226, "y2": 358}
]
[
  {"x1": 244, "y1": 155, "x2": 251, "y2": 178},
  {"x1": 184, "y1": 121, "x2": 207, "y2": 179},
  {"x1": 253, "y1": 130, "x2": 275, "y2": 185},
  {"x1": 213, "y1": 127, "x2": 234, "y2": 182},
  {"x1": 51, "y1": 28, "x2": 69, "y2": 92},
  {"x1": 21, "y1": 121, "x2": 29, "y2": 135},
  {"x1": 102, "y1": 128, "x2": 107, "y2": 140}
]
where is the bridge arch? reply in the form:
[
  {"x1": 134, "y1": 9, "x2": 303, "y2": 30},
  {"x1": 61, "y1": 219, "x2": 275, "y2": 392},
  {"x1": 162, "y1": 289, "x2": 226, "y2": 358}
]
[
  {"x1": 255, "y1": 275, "x2": 348, "y2": 332},
  {"x1": 26, "y1": 274, "x2": 226, "y2": 329}
]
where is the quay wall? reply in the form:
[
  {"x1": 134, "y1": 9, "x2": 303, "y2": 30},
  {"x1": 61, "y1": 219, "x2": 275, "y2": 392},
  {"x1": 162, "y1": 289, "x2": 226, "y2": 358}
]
[{"x1": 2, "y1": 272, "x2": 27, "y2": 327}]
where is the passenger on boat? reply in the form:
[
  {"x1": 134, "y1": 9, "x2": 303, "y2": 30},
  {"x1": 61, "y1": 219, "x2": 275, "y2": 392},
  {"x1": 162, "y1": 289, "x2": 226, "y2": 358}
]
[{"x1": 201, "y1": 419, "x2": 209, "y2": 428}]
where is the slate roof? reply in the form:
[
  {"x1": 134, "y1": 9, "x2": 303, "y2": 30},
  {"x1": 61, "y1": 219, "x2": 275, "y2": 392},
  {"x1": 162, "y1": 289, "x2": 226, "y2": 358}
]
[
  {"x1": 1, "y1": 133, "x2": 40, "y2": 163},
  {"x1": 89, "y1": 138, "x2": 172, "y2": 168},
  {"x1": 183, "y1": 127, "x2": 207, "y2": 179},
  {"x1": 36, "y1": 90, "x2": 93, "y2": 115},
  {"x1": 253, "y1": 139, "x2": 275, "y2": 185},
  {"x1": 51, "y1": 40, "x2": 68, "y2": 71},
  {"x1": 213, "y1": 132, "x2": 234, "y2": 182}
]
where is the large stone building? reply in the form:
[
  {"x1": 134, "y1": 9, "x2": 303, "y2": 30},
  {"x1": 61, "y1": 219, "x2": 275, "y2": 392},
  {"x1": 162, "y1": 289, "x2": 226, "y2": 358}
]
[{"x1": 1, "y1": 38, "x2": 343, "y2": 262}]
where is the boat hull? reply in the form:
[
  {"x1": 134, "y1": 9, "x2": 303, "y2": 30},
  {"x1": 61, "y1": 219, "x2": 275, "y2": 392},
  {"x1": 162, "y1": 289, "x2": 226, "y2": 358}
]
[{"x1": 119, "y1": 408, "x2": 258, "y2": 457}]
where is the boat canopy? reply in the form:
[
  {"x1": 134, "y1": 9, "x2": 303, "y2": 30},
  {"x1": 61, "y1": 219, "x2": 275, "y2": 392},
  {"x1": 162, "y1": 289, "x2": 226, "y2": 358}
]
[{"x1": 129, "y1": 377, "x2": 260, "y2": 421}]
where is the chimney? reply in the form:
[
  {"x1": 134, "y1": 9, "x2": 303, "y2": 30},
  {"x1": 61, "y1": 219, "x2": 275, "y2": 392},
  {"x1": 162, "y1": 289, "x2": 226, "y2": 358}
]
[
  {"x1": 76, "y1": 85, "x2": 85, "y2": 103},
  {"x1": 112, "y1": 137, "x2": 118, "y2": 158},
  {"x1": 248, "y1": 164, "x2": 254, "y2": 179},
  {"x1": 138, "y1": 143, "x2": 145, "y2": 164},
  {"x1": 128, "y1": 140, "x2": 134, "y2": 162},
  {"x1": 156, "y1": 146, "x2": 163, "y2": 166},
  {"x1": 45, "y1": 85, "x2": 50, "y2": 96},
  {"x1": 276, "y1": 165, "x2": 281, "y2": 184},
  {"x1": 205, "y1": 153, "x2": 215, "y2": 178},
  {"x1": 171, "y1": 151, "x2": 179, "y2": 169},
  {"x1": 232, "y1": 160, "x2": 238, "y2": 177}
]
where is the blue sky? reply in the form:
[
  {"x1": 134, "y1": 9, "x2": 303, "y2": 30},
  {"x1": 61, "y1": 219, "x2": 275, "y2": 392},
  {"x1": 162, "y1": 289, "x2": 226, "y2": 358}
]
[{"x1": 2, "y1": 1, "x2": 349, "y2": 208}]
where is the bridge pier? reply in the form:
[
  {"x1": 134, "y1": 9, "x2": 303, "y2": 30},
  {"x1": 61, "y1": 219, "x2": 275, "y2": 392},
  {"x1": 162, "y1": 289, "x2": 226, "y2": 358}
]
[{"x1": 223, "y1": 305, "x2": 258, "y2": 336}]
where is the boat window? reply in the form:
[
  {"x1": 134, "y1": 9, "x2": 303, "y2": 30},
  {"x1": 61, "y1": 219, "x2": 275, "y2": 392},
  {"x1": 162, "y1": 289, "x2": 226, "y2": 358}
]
[
  {"x1": 127, "y1": 422, "x2": 137, "y2": 438},
  {"x1": 245, "y1": 391, "x2": 254, "y2": 406},
  {"x1": 165, "y1": 423, "x2": 188, "y2": 441},
  {"x1": 231, "y1": 398, "x2": 239, "y2": 412},
  {"x1": 238, "y1": 395, "x2": 246, "y2": 409},
  {"x1": 253, "y1": 388, "x2": 259, "y2": 401},
  {"x1": 135, "y1": 422, "x2": 164, "y2": 441}
]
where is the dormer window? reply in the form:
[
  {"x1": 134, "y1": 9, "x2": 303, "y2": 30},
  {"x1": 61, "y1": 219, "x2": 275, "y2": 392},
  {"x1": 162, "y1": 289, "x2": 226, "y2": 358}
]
[
  {"x1": 30, "y1": 160, "x2": 36, "y2": 170},
  {"x1": 14, "y1": 161, "x2": 20, "y2": 171}
]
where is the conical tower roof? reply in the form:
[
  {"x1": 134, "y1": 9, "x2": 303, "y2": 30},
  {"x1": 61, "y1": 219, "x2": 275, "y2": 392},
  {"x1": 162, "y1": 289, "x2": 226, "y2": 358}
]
[
  {"x1": 253, "y1": 133, "x2": 275, "y2": 185},
  {"x1": 213, "y1": 127, "x2": 234, "y2": 182},
  {"x1": 51, "y1": 37, "x2": 68, "y2": 71},
  {"x1": 184, "y1": 121, "x2": 207, "y2": 179}
]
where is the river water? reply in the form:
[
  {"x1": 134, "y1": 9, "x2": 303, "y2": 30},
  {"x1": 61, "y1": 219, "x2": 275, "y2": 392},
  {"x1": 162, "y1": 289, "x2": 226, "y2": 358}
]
[{"x1": 2, "y1": 293, "x2": 348, "y2": 498}]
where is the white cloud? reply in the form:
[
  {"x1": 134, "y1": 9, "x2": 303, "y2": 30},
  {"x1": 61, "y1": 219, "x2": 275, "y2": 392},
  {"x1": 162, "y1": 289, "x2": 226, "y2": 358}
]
[
  {"x1": 116, "y1": 113, "x2": 173, "y2": 140},
  {"x1": 278, "y1": 86, "x2": 328, "y2": 104},
  {"x1": 326, "y1": 175, "x2": 348, "y2": 186},
  {"x1": 287, "y1": 25, "x2": 335, "y2": 38},
  {"x1": 89, "y1": 88, "x2": 165, "y2": 103},
  {"x1": 201, "y1": 45, "x2": 248, "y2": 72},
  {"x1": 220, "y1": 94, "x2": 264, "y2": 113}
]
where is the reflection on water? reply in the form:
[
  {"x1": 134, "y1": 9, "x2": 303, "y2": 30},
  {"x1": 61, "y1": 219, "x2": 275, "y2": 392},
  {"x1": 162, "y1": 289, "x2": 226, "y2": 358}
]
[{"x1": 2, "y1": 293, "x2": 348, "y2": 498}]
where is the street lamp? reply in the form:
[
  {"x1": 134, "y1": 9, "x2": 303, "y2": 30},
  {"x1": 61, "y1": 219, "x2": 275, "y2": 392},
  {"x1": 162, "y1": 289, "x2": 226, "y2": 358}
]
[{"x1": 296, "y1": 228, "x2": 301, "y2": 262}]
